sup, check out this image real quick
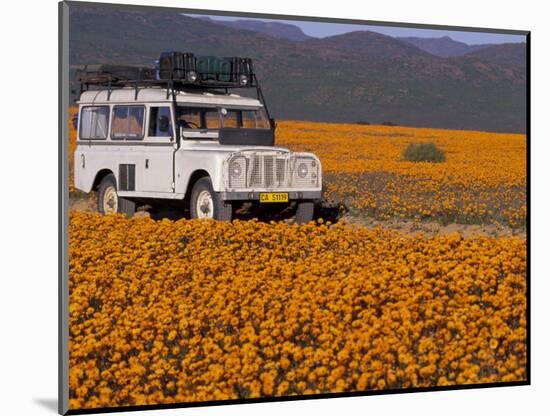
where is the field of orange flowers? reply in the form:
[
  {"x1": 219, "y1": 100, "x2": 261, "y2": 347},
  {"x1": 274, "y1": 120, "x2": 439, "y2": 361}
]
[
  {"x1": 69, "y1": 212, "x2": 526, "y2": 409},
  {"x1": 276, "y1": 121, "x2": 526, "y2": 228}
]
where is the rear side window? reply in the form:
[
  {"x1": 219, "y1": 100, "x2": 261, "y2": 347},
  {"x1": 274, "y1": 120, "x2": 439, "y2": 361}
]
[
  {"x1": 111, "y1": 106, "x2": 145, "y2": 140},
  {"x1": 79, "y1": 106, "x2": 110, "y2": 139}
]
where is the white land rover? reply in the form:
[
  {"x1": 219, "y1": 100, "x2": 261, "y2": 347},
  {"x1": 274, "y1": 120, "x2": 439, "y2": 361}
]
[{"x1": 73, "y1": 53, "x2": 322, "y2": 223}]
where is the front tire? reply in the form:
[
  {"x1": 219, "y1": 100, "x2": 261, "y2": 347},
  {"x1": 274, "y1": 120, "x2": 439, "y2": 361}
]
[
  {"x1": 97, "y1": 174, "x2": 135, "y2": 218},
  {"x1": 190, "y1": 177, "x2": 232, "y2": 221},
  {"x1": 295, "y1": 201, "x2": 314, "y2": 224}
]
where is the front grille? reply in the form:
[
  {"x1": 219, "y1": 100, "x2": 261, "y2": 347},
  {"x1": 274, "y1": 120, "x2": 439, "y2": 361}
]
[
  {"x1": 245, "y1": 154, "x2": 284, "y2": 188},
  {"x1": 225, "y1": 151, "x2": 319, "y2": 190},
  {"x1": 276, "y1": 159, "x2": 285, "y2": 184},
  {"x1": 248, "y1": 156, "x2": 262, "y2": 187},
  {"x1": 264, "y1": 157, "x2": 274, "y2": 187}
]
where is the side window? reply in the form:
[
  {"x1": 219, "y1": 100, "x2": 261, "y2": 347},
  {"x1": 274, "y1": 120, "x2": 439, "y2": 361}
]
[
  {"x1": 111, "y1": 106, "x2": 145, "y2": 140},
  {"x1": 148, "y1": 107, "x2": 173, "y2": 137},
  {"x1": 79, "y1": 106, "x2": 110, "y2": 139}
]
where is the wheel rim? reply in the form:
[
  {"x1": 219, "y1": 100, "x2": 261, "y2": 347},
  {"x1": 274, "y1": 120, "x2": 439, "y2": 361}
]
[
  {"x1": 196, "y1": 190, "x2": 214, "y2": 219},
  {"x1": 103, "y1": 185, "x2": 118, "y2": 214}
]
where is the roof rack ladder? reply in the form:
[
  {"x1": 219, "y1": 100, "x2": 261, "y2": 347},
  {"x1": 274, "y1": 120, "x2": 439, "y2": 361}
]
[
  {"x1": 107, "y1": 79, "x2": 112, "y2": 101},
  {"x1": 134, "y1": 69, "x2": 142, "y2": 100},
  {"x1": 166, "y1": 78, "x2": 173, "y2": 100},
  {"x1": 254, "y1": 75, "x2": 271, "y2": 119},
  {"x1": 170, "y1": 79, "x2": 180, "y2": 149}
]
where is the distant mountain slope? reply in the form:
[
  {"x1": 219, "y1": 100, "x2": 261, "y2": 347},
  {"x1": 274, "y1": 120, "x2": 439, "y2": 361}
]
[
  {"x1": 196, "y1": 16, "x2": 313, "y2": 41},
  {"x1": 398, "y1": 36, "x2": 490, "y2": 57},
  {"x1": 464, "y1": 43, "x2": 527, "y2": 67},
  {"x1": 306, "y1": 31, "x2": 434, "y2": 60},
  {"x1": 68, "y1": 4, "x2": 527, "y2": 133}
]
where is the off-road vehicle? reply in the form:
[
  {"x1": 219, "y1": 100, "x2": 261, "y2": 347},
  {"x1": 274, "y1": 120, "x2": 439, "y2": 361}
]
[{"x1": 74, "y1": 52, "x2": 322, "y2": 223}]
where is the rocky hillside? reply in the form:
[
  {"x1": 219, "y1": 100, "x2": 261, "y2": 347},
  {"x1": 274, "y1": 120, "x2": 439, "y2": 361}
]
[{"x1": 68, "y1": 4, "x2": 527, "y2": 132}]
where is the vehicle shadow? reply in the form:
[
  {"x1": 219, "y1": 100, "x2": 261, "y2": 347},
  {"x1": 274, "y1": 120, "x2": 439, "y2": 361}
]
[
  {"x1": 316, "y1": 201, "x2": 349, "y2": 223},
  {"x1": 148, "y1": 206, "x2": 188, "y2": 221},
  {"x1": 147, "y1": 200, "x2": 348, "y2": 224}
]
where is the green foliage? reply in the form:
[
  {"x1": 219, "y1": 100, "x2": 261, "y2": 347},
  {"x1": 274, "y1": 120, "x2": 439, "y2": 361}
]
[{"x1": 403, "y1": 142, "x2": 446, "y2": 163}]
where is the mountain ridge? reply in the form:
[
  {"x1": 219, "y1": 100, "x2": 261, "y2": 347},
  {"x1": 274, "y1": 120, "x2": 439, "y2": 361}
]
[
  {"x1": 189, "y1": 18, "x2": 524, "y2": 61},
  {"x1": 195, "y1": 16, "x2": 314, "y2": 41},
  {"x1": 397, "y1": 36, "x2": 492, "y2": 57},
  {"x1": 69, "y1": 5, "x2": 526, "y2": 133},
  {"x1": 464, "y1": 43, "x2": 527, "y2": 67}
]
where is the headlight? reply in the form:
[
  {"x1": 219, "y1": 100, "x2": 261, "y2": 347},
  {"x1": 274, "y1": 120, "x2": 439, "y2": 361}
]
[
  {"x1": 227, "y1": 157, "x2": 246, "y2": 188},
  {"x1": 297, "y1": 162, "x2": 308, "y2": 178},
  {"x1": 292, "y1": 156, "x2": 320, "y2": 188},
  {"x1": 230, "y1": 161, "x2": 243, "y2": 178},
  {"x1": 239, "y1": 74, "x2": 248, "y2": 86},
  {"x1": 187, "y1": 71, "x2": 197, "y2": 82}
]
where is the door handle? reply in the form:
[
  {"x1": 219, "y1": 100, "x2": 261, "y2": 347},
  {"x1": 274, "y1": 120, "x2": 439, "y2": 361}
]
[{"x1": 145, "y1": 159, "x2": 149, "y2": 169}]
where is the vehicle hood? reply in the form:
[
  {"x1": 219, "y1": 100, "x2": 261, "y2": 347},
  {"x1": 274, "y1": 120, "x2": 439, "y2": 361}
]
[{"x1": 180, "y1": 141, "x2": 291, "y2": 154}]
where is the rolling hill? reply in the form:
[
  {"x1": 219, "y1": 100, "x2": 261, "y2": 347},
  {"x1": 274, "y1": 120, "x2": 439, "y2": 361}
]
[
  {"x1": 397, "y1": 36, "x2": 491, "y2": 57},
  {"x1": 464, "y1": 43, "x2": 527, "y2": 67},
  {"x1": 68, "y1": 4, "x2": 527, "y2": 133},
  {"x1": 195, "y1": 16, "x2": 314, "y2": 41}
]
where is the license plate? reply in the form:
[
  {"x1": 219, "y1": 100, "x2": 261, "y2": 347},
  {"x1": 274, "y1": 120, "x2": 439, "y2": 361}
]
[{"x1": 259, "y1": 192, "x2": 289, "y2": 203}]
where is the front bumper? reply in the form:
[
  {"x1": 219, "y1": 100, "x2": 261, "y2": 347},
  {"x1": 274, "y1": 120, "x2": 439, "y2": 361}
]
[{"x1": 221, "y1": 190, "x2": 322, "y2": 201}]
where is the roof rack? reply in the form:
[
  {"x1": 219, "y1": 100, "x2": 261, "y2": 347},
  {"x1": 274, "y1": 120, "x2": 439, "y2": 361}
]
[
  {"x1": 77, "y1": 52, "x2": 256, "y2": 92},
  {"x1": 76, "y1": 52, "x2": 272, "y2": 121}
]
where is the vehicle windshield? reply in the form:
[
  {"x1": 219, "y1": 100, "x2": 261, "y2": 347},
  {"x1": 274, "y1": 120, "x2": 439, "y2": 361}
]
[
  {"x1": 175, "y1": 106, "x2": 270, "y2": 134},
  {"x1": 220, "y1": 107, "x2": 270, "y2": 129}
]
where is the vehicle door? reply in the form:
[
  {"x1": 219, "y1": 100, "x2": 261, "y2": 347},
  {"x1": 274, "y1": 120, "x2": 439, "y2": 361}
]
[{"x1": 141, "y1": 105, "x2": 176, "y2": 193}]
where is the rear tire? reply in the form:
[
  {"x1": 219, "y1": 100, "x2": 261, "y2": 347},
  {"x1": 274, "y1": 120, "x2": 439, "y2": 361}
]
[
  {"x1": 190, "y1": 177, "x2": 232, "y2": 221},
  {"x1": 295, "y1": 201, "x2": 314, "y2": 224},
  {"x1": 97, "y1": 174, "x2": 135, "y2": 218}
]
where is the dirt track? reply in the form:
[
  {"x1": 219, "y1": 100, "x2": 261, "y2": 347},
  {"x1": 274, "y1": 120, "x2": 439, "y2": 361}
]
[{"x1": 69, "y1": 192, "x2": 525, "y2": 239}]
